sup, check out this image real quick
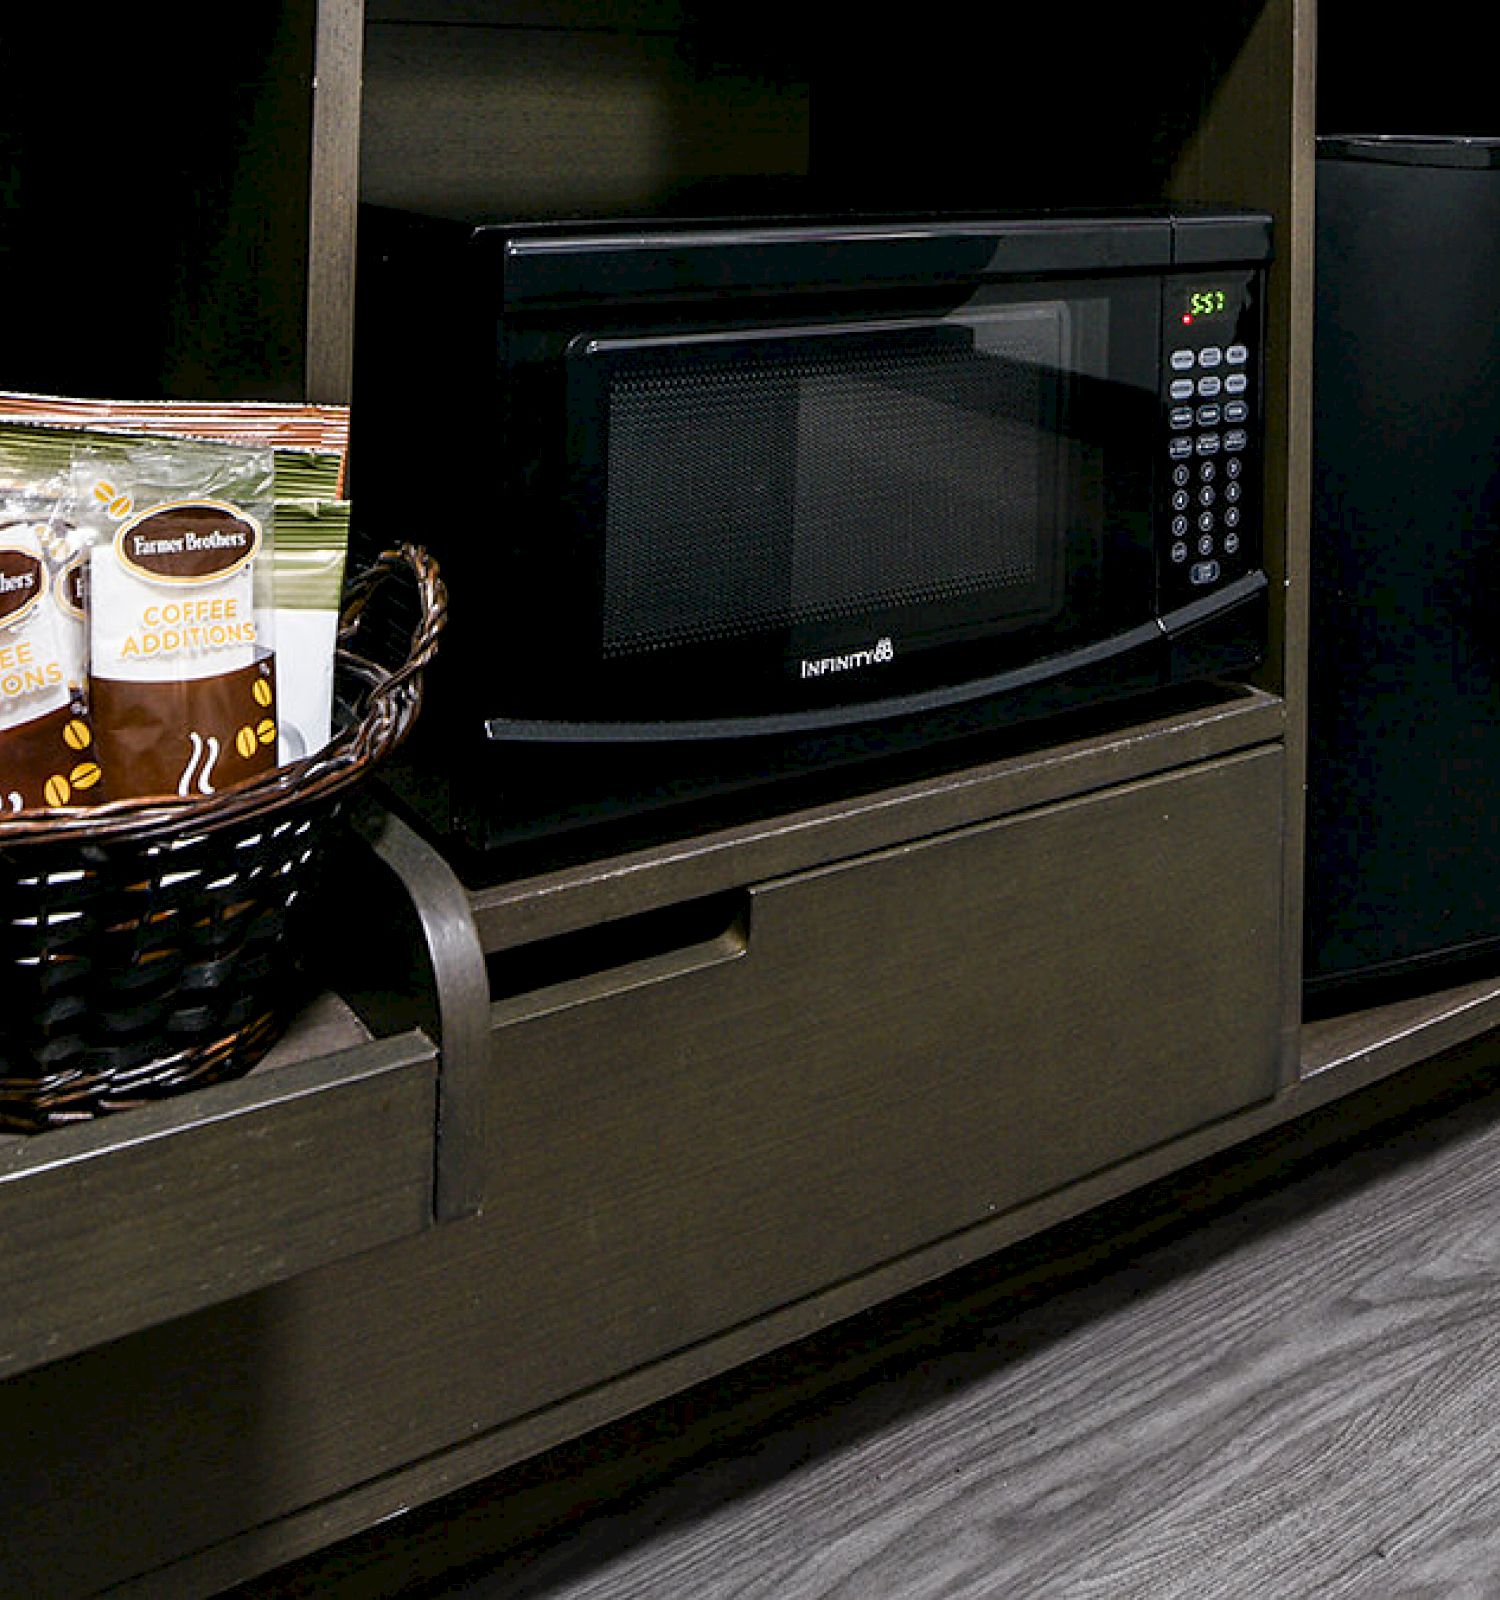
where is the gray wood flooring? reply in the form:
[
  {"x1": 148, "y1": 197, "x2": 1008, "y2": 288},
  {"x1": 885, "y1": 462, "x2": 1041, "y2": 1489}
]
[{"x1": 242, "y1": 1048, "x2": 1500, "y2": 1599}]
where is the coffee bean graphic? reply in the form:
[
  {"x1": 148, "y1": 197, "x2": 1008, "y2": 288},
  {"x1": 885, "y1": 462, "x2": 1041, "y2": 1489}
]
[
  {"x1": 69, "y1": 761, "x2": 102, "y2": 791},
  {"x1": 43, "y1": 774, "x2": 71, "y2": 807},
  {"x1": 63, "y1": 718, "x2": 92, "y2": 750}
]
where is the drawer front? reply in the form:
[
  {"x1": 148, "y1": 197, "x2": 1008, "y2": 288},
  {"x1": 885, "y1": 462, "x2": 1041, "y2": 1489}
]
[
  {"x1": 483, "y1": 746, "x2": 1284, "y2": 1394},
  {"x1": 0, "y1": 1024, "x2": 437, "y2": 1379}
]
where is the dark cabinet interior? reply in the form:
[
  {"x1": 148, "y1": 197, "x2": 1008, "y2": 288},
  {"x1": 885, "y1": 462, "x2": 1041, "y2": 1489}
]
[
  {"x1": 0, "y1": 4, "x2": 319, "y2": 401},
  {"x1": 356, "y1": 1, "x2": 1274, "y2": 220},
  {"x1": 1317, "y1": 1, "x2": 1495, "y2": 134}
]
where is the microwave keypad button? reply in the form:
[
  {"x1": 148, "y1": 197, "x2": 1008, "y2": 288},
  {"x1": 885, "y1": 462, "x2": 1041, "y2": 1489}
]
[
  {"x1": 1162, "y1": 315, "x2": 1254, "y2": 588},
  {"x1": 1165, "y1": 316, "x2": 1255, "y2": 580}
]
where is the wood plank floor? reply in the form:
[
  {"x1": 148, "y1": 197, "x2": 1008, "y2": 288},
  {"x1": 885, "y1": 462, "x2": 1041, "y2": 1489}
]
[{"x1": 240, "y1": 1046, "x2": 1500, "y2": 1599}]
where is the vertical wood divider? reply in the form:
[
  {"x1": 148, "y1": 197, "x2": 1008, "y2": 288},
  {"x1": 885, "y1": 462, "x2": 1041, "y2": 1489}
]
[
  {"x1": 357, "y1": 808, "x2": 493, "y2": 1221},
  {"x1": 307, "y1": 0, "x2": 367, "y2": 403}
]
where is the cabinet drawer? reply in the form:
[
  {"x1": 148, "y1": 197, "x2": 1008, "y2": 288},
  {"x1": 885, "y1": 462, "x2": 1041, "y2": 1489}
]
[
  {"x1": 0, "y1": 1008, "x2": 437, "y2": 1378},
  {"x1": 484, "y1": 747, "x2": 1284, "y2": 1401}
]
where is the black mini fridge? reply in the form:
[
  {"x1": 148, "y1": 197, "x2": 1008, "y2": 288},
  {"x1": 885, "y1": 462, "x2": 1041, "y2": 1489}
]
[{"x1": 1306, "y1": 135, "x2": 1500, "y2": 1011}]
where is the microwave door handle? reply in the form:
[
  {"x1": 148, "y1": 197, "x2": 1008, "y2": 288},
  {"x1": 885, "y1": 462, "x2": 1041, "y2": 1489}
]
[
  {"x1": 486, "y1": 620, "x2": 1167, "y2": 746},
  {"x1": 1157, "y1": 569, "x2": 1269, "y2": 638},
  {"x1": 485, "y1": 571, "x2": 1268, "y2": 747}
]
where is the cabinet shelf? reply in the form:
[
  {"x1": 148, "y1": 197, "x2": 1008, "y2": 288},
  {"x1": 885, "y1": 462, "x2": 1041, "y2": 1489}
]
[
  {"x1": 1301, "y1": 974, "x2": 1500, "y2": 1089},
  {"x1": 0, "y1": 998, "x2": 437, "y2": 1381}
]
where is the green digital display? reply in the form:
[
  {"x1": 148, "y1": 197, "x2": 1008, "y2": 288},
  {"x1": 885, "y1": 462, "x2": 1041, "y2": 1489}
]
[{"x1": 1182, "y1": 287, "x2": 1231, "y2": 324}]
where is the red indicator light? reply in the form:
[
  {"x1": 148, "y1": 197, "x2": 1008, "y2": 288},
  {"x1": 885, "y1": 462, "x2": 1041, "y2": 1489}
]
[{"x1": 1182, "y1": 313, "x2": 1195, "y2": 325}]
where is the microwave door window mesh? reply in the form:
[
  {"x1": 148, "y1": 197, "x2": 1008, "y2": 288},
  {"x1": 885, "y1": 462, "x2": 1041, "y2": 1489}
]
[{"x1": 598, "y1": 308, "x2": 1069, "y2": 660}]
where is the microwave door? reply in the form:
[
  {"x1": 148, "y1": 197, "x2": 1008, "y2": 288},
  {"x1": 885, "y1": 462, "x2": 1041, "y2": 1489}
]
[{"x1": 543, "y1": 295, "x2": 1161, "y2": 737}]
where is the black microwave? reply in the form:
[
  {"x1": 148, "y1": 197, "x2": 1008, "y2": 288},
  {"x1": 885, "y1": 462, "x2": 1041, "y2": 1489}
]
[{"x1": 350, "y1": 206, "x2": 1273, "y2": 866}]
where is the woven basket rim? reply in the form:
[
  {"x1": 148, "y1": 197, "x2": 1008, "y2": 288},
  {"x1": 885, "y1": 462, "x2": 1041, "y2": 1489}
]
[{"x1": 0, "y1": 542, "x2": 446, "y2": 849}]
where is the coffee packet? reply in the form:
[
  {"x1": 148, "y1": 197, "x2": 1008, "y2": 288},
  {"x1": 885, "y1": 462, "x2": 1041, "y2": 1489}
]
[
  {"x1": 0, "y1": 505, "x2": 97, "y2": 812},
  {"x1": 272, "y1": 499, "x2": 349, "y2": 763},
  {"x1": 31, "y1": 495, "x2": 91, "y2": 701},
  {"x1": 71, "y1": 438, "x2": 279, "y2": 802}
]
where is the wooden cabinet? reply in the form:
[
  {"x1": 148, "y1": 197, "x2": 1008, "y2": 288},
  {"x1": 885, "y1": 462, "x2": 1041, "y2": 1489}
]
[
  {"x1": 6, "y1": 3, "x2": 1500, "y2": 1596},
  {"x1": 0, "y1": 732, "x2": 1285, "y2": 1599}
]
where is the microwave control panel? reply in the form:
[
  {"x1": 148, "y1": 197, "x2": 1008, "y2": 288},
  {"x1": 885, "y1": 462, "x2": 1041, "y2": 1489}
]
[{"x1": 1157, "y1": 271, "x2": 1262, "y2": 609}]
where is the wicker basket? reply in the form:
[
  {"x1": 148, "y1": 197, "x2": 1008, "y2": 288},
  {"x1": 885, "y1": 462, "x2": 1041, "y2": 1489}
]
[{"x1": 0, "y1": 542, "x2": 446, "y2": 1132}]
